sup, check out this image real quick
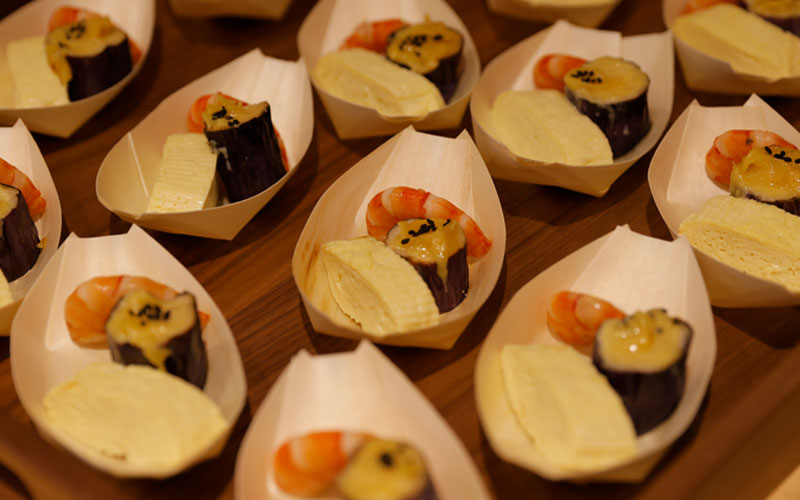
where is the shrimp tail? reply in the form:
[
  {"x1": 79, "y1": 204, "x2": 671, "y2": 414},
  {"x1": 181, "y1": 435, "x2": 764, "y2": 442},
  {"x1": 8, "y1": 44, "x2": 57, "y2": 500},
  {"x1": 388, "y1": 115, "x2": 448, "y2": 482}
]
[
  {"x1": 533, "y1": 54, "x2": 587, "y2": 91},
  {"x1": 546, "y1": 291, "x2": 625, "y2": 346}
]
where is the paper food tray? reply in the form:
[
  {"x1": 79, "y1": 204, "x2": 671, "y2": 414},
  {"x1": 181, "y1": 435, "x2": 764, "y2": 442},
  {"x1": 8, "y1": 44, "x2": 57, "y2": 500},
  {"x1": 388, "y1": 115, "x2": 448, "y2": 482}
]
[
  {"x1": 297, "y1": 0, "x2": 480, "y2": 139},
  {"x1": 96, "y1": 50, "x2": 313, "y2": 240},
  {"x1": 663, "y1": 0, "x2": 800, "y2": 95},
  {"x1": 471, "y1": 20, "x2": 674, "y2": 197},
  {"x1": 648, "y1": 94, "x2": 800, "y2": 308},
  {"x1": 475, "y1": 225, "x2": 716, "y2": 482},
  {"x1": 0, "y1": 120, "x2": 62, "y2": 336},
  {"x1": 234, "y1": 341, "x2": 491, "y2": 500},
  {"x1": 167, "y1": 0, "x2": 294, "y2": 20},
  {"x1": 9, "y1": 224, "x2": 247, "y2": 478},
  {"x1": 486, "y1": 0, "x2": 621, "y2": 27},
  {"x1": 0, "y1": 0, "x2": 155, "y2": 138},
  {"x1": 292, "y1": 126, "x2": 505, "y2": 349}
]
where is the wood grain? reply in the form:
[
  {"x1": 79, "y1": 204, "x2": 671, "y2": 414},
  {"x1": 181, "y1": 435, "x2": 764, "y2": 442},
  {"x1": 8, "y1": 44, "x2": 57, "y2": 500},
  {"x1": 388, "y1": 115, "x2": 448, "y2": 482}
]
[{"x1": 0, "y1": 0, "x2": 798, "y2": 499}]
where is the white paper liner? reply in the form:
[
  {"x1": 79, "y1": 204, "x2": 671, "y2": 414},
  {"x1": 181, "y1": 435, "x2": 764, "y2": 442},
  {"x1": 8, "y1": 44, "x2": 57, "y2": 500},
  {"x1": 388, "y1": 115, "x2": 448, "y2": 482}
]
[
  {"x1": 474, "y1": 225, "x2": 716, "y2": 482},
  {"x1": 95, "y1": 50, "x2": 313, "y2": 240},
  {"x1": 0, "y1": 120, "x2": 62, "y2": 336},
  {"x1": 167, "y1": 0, "x2": 294, "y2": 19},
  {"x1": 297, "y1": 0, "x2": 481, "y2": 139},
  {"x1": 234, "y1": 341, "x2": 491, "y2": 500},
  {"x1": 0, "y1": 0, "x2": 155, "y2": 138},
  {"x1": 648, "y1": 94, "x2": 800, "y2": 307},
  {"x1": 292, "y1": 126, "x2": 505, "y2": 349},
  {"x1": 663, "y1": 0, "x2": 800, "y2": 95},
  {"x1": 486, "y1": 0, "x2": 621, "y2": 27},
  {"x1": 470, "y1": 20, "x2": 674, "y2": 196},
  {"x1": 9, "y1": 224, "x2": 247, "y2": 478}
]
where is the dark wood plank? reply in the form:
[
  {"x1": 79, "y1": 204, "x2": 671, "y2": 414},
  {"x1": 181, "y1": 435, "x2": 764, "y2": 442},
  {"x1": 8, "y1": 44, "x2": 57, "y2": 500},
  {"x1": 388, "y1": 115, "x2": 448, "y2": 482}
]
[{"x1": 0, "y1": 0, "x2": 798, "y2": 499}]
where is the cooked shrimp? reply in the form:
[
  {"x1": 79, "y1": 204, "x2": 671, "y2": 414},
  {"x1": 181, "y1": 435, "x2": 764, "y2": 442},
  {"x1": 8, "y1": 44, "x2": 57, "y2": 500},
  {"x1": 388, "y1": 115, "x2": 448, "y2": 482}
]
[
  {"x1": 187, "y1": 93, "x2": 289, "y2": 171},
  {"x1": 340, "y1": 19, "x2": 407, "y2": 53},
  {"x1": 366, "y1": 186, "x2": 492, "y2": 259},
  {"x1": 533, "y1": 54, "x2": 587, "y2": 91},
  {"x1": 705, "y1": 130, "x2": 796, "y2": 186},
  {"x1": 0, "y1": 158, "x2": 45, "y2": 220},
  {"x1": 682, "y1": 0, "x2": 738, "y2": 14},
  {"x1": 47, "y1": 6, "x2": 142, "y2": 65},
  {"x1": 64, "y1": 275, "x2": 210, "y2": 347},
  {"x1": 546, "y1": 291, "x2": 625, "y2": 346},
  {"x1": 273, "y1": 431, "x2": 372, "y2": 497}
]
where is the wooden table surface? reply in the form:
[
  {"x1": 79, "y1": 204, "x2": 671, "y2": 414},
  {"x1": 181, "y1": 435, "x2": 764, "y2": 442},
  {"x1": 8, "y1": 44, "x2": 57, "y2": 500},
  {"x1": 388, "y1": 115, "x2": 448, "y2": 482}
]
[{"x1": 1, "y1": 0, "x2": 799, "y2": 499}]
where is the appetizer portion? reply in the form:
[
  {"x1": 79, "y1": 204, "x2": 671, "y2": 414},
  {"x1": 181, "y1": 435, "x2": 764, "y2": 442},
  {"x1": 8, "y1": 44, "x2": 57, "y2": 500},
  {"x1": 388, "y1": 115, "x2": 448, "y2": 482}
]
[
  {"x1": 6, "y1": 6, "x2": 141, "y2": 108},
  {"x1": 42, "y1": 362, "x2": 226, "y2": 471},
  {"x1": 313, "y1": 17, "x2": 464, "y2": 116},
  {"x1": 146, "y1": 92, "x2": 288, "y2": 212},
  {"x1": 593, "y1": 309, "x2": 693, "y2": 434},
  {"x1": 545, "y1": 292, "x2": 694, "y2": 434},
  {"x1": 489, "y1": 89, "x2": 613, "y2": 166},
  {"x1": 563, "y1": 57, "x2": 651, "y2": 157},
  {"x1": 671, "y1": 3, "x2": 800, "y2": 80},
  {"x1": 321, "y1": 186, "x2": 491, "y2": 336},
  {"x1": 679, "y1": 195, "x2": 800, "y2": 292},
  {"x1": 500, "y1": 343, "x2": 638, "y2": 470},
  {"x1": 64, "y1": 275, "x2": 211, "y2": 387},
  {"x1": 705, "y1": 129, "x2": 796, "y2": 186},
  {"x1": 273, "y1": 431, "x2": 440, "y2": 500}
]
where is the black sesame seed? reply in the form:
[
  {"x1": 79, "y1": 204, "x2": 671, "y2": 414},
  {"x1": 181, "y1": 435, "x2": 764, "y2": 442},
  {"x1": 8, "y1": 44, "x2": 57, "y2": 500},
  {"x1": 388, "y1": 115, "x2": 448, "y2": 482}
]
[
  {"x1": 401, "y1": 238, "x2": 410, "y2": 244},
  {"x1": 434, "y1": 34, "x2": 443, "y2": 41},
  {"x1": 211, "y1": 107, "x2": 227, "y2": 120},
  {"x1": 379, "y1": 453, "x2": 394, "y2": 467},
  {"x1": 165, "y1": 311, "x2": 171, "y2": 320},
  {"x1": 443, "y1": 219, "x2": 451, "y2": 226},
  {"x1": 765, "y1": 146, "x2": 773, "y2": 154}
]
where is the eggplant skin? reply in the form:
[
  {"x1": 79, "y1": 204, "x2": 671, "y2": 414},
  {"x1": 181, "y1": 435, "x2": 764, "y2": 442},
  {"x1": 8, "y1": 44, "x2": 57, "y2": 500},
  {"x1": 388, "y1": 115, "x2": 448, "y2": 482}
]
[
  {"x1": 66, "y1": 38, "x2": 132, "y2": 101},
  {"x1": 744, "y1": 192, "x2": 800, "y2": 216},
  {"x1": 106, "y1": 292, "x2": 208, "y2": 389},
  {"x1": 566, "y1": 90, "x2": 651, "y2": 158},
  {"x1": 204, "y1": 106, "x2": 286, "y2": 202},
  {"x1": 0, "y1": 185, "x2": 41, "y2": 282},
  {"x1": 411, "y1": 245, "x2": 467, "y2": 313}
]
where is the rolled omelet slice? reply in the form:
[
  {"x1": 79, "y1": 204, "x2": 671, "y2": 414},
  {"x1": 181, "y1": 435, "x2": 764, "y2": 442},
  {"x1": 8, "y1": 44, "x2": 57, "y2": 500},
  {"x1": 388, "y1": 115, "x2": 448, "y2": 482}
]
[
  {"x1": 42, "y1": 362, "x2": 227, "y2": 476},
  {"x1": 679, "y1": 195, "x2": 800, "y2": 293},
  {"x1": 313, "y1": 48, "x2": 445, "y2": 118},
  {"x1": 500, "y1": 344, "x2": 637, "y2": 472},
  {"x1": 672, "y1": 3, "x2": 800, "y2": 80},
  {"x1": 321, "y1": 236, "x2": 439, "y2": 335},
  {"x1": 490, "y1": 89, "x2": 613, "y2": 166}
]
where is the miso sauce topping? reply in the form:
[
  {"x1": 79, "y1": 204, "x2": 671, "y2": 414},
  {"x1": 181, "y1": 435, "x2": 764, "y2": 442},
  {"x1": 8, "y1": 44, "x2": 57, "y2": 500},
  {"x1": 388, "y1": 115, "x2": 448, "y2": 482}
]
[
  {"x1": 386, "y1": 218, "x2": 466, "y2": 284},
  {"x1": 201, "y1": 94, "x2": 269, "y2": 132},
  {"x1": 387, "y1": 20, "x2": 462, "y2": 74}
]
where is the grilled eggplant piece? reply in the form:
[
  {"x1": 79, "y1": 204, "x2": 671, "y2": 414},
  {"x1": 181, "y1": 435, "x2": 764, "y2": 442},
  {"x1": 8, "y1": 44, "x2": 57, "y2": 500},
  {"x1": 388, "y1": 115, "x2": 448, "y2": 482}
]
[
  {"x1": 0, "y1": 184, "x2": 41, "y2": 282},
  {"x1": 744, "y1": 0, "x2": 800, "y2": 36},
  {"x1": 564, "y1": 57, "x2": 651, "y2": 158},
  {"x1": 386, "y1": 218, "x2": 468, "y2": 313},
  {"x1": 730, "y1": 145, "x2": 800, "y2": 215},
  {"x1": 202, "y1": 94, "x2": 286, "y2": 202},
  {"x1": 386, "y1": 20, "x2": 463, "y2": 102},
  {"x1": 105, "y1": 289, "x2": 208, "y2": 389},
  {"x1": 45, "y1": 16, "x2": 132, "y2": 101},
  {"x1": 592, "y1": 309, "x2": 692, "y2": 435},
  {"x1": 336, "y1": 439, "x2": 439, "y2": 500}
]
